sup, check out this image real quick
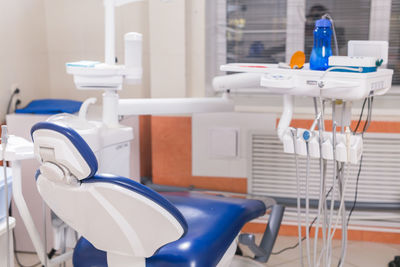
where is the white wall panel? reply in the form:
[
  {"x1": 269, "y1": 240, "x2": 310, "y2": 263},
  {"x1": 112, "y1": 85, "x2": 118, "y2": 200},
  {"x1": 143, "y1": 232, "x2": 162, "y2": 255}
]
[{"x1": 192, "y1": 112, "x2": 276, "y2": 178}]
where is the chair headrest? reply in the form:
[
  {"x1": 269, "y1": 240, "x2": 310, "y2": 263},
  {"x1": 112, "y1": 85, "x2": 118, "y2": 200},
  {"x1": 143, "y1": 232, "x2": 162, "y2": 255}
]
[{"x1": 31, "y1": 122, "x2": 98, "y2": 181}]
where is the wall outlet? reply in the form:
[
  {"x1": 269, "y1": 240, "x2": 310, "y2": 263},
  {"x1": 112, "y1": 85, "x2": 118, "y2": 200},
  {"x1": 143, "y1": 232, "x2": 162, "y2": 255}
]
[{"x1": 10, "y1": 84, "x2": 19, "y2": 94}]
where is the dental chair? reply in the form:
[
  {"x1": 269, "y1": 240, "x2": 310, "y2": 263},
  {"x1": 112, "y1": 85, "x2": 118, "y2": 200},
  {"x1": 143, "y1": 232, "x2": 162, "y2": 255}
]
[{"x1": 31, "y1": 122, "x2": 284, "y2": 267}]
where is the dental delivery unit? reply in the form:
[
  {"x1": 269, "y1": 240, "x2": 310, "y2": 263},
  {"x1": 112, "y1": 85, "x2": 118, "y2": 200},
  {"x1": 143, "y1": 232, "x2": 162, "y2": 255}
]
[{"x1": 213, "y1": 16, "x2": 393, "y2": 267}]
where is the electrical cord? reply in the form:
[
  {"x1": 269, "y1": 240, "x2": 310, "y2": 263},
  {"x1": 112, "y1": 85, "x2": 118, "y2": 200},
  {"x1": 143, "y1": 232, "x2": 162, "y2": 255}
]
[
  {"x1": 6, "y1": 88, "x2": 20, "y2": 114},
  {"x1": 347, "y1": 96, "x2": 373, "y2": 226},
  {"x1": 271, "y1": 215, "x2": 318, "y2": 255},
  {"x1": 13, "y1": 232, "x2": 41, "y2": 267},
  {"x1": 333, "y1": 157, "x2": 364, "y2": 267},
  {"x1": 15, "y1": 99, "x2": 22, "y2": 111},
  {"x1": 352, "y1": 96, "x2": 374, "y2": 134},
  {"x1": 337, "y1": 96, "x2": 373, "y2": 267},
  {"x1": 272, "y1": 165, "x2": 351, "y2": 258},
  {"x1": 363, "y1": 96, "x2": 374, "y2": 133},
  {"x1": 272, "y1": 184, "x2": 337, "y2": 256},
  {"x1": 352, "y1": 98, "x2": 368, "y2": 134},
  {"x1": 345, "y1": 99, "x2": 372, "y2": 227}
]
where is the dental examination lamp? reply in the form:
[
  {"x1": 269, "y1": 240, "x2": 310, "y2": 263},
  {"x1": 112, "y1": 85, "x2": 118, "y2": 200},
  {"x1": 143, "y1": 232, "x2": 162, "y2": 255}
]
[
  {"x1": 67, "y1": 0, "x2": 234, "y2": 129},
  {"x1": 65, "y1": 0, "x2": 234, "y2": 187}
]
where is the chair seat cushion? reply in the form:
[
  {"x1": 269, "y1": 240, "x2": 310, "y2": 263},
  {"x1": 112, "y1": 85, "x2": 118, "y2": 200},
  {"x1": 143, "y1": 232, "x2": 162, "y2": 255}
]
[{"x1": 73, "y1": 191, "x2": 266, "y2": 267}]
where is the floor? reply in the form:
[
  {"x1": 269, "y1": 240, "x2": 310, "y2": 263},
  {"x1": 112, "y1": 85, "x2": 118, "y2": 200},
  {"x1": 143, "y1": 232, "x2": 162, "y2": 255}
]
[{"x1": 13, "y1": 236, "x2": 400, "y2": 267}]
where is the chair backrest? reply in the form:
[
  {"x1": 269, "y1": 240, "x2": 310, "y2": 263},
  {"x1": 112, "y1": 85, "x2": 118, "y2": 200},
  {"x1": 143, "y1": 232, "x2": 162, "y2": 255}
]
[{"x1": 31, "y1": 122, "x2": 187, "y2": 258}]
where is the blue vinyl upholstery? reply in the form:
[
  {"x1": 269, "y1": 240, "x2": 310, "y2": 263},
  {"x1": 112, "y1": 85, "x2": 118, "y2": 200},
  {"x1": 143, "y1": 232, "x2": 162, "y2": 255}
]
[
  {"x1": 73, "y1": 191, "x2": 266, "y2": 267},
  {"x1": 31, "y1": 122, "x2": 188, "y2": 232},
  {"x1": 31, "y1": 122, "x2": 98, "y2": 179},
  {"x1": 17, "y1": 99, "x2": 82, "y2": 114},
  {"x1": 32, "y1": 122, "x2": 268, "y2": 267},
  {"x1": 147, "y1": 192, "x2": 266, "y2": 266}
]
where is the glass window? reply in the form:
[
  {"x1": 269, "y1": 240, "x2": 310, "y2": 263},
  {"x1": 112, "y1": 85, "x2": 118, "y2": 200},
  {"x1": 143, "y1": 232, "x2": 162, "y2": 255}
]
[
  {"x1": 304, "y1": 0, "x2": 371, "y2": 61},
  {"x1": 389, "y1": 1, "x2": 400, "y2": 86},
  {"x1": 208, "y1": 0, "x2": 399, "y2": 96},
  {"x1": 226, "y1": 0, "x2": 287, "y2": 64},
  {"x1": 222, "y1": 0, "x2": 372, "y2": 65}
]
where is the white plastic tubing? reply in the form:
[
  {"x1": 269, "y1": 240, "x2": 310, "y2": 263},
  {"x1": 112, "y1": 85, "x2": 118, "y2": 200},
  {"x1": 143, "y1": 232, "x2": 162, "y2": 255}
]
[{"x1": 277, "y1": 95, "x2": 294, "y2": 141}]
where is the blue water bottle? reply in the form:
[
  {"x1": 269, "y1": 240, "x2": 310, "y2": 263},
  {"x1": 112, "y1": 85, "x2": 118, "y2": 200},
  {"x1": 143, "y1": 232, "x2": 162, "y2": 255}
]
[{"x1": 310, "y1": 19, "x2": 332, "y2": 71}]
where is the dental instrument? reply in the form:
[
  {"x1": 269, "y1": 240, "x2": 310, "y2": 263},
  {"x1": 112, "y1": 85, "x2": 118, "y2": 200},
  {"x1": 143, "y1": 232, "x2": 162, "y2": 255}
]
[
  {"x1": 291, "y1": 129, "x2": 304, "y2": 267},
  {"x1": 312, "y1": 97, "x2": 326, "y2": 267},
  {"x1": 304, "y1": 130, "x2": 312, "y2": 267}
]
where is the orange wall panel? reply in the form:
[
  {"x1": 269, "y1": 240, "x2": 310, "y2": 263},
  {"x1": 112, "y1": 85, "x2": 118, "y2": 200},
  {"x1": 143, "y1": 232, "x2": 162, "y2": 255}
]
[
  {"x1": 243, "y1": 223, "x2": 400, "y2": 245},
  {"x1": 151, "y1": 116, "x2": 247, "y2": 193}
]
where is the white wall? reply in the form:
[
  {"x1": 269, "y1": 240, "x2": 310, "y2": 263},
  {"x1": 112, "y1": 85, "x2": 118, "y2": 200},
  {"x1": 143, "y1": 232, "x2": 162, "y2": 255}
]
[
  {"x1": 149, "y1": 0, "x2": 186, "y2": 98},
  {"x1": 43, "y1": 0, "x2": 205, "y2": 101},
  {"x1": 43, "y1": 0, "x2": 150, "y2": 102},
  {"x1": 0, "y1": 0, "x2": 207, "y2": 123},
  {"x1": 187, "y1": 0, "x2": 206, "y2": 97},
  {"x1": 148, "y1": 0, "x2": 206, "y2": 98},
  {"x1": 0, "y1": 0, "x2": 50, "y2": 122}
]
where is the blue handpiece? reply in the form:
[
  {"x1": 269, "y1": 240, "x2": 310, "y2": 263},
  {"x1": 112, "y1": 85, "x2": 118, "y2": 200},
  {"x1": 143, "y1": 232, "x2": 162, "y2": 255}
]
[{"x1": 303, "y1": 131, "x2": 311, "y2": 142}]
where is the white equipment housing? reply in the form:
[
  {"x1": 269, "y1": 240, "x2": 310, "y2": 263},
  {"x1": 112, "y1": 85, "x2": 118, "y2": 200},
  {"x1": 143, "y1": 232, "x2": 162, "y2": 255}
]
[
  {"x1": 218, "y1": 63, "x2": 393, "y2": 100},
  {"x1": 282, "y1": 128, "x2": 363, "y2": 164},
  {"x1": 348, "y1": 40, "x2": 389, "y2": 66},
  {"x1": 47, "y1": 113, "x2": 133, "y2": 177},
  {"x1": 0, "y1": 217, "x2": 15, "y2": 267},
  {"x1": 66, "y1": 32, "x2": 142, "y2": 90},
  {"x1": 215, "y1": 61, "x2": 393, "y2": 163}
]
